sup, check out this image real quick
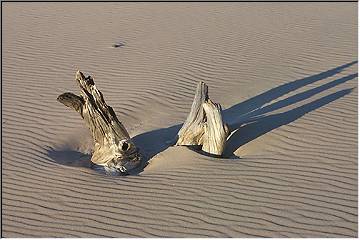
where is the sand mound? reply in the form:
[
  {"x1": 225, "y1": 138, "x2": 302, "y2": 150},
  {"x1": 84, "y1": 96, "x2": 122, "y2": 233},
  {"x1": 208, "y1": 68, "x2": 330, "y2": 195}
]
[{"x1": 2, "y1": 3, "x2": 357, "y2": 237}]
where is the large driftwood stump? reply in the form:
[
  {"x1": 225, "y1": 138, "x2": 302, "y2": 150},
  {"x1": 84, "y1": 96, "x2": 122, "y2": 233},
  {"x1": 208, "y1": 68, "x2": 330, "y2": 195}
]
[
  {"x1": 176, "y1": 82, "x2": 229, "y2": 155},
  {"x1": 57, "y1": 71, "x2": 141, "y2": 174}
]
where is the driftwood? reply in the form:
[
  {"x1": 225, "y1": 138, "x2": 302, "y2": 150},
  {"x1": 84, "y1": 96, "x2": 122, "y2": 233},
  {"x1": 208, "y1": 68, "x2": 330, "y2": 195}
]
[
  {"x1": 176, "y1": 82, "x2": 229, "y2": 155},
  {"x1": 57, "y1": 71, "x2": 141, "y2": 174}
]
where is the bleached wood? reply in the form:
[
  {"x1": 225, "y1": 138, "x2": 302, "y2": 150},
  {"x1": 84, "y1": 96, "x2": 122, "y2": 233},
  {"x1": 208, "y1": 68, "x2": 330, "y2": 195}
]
[
  {"x1": 176, "y1": 82, "x2": 208, "y2": 146},
  {"x1": 202, "y1": 100, "x2": 230, "y2": 155},
  {"x1": 57, "y1": 71, "x2": 140, "y2": 174},
  {"x1": 176, "y1": 82, "x2": 229, "y2": 156}
]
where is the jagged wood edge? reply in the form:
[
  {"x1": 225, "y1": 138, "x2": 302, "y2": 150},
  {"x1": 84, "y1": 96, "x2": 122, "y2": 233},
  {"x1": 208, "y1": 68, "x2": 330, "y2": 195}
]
[
  {"x1": 176, "y1": 81, "x2": 229, "y2": 155},
  {"x1": 57, "y1": 71, "x2": 140, "y2": 172}
]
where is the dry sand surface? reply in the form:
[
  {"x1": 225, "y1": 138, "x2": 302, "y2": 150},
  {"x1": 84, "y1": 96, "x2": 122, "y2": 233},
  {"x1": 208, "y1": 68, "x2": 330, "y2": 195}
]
[{"x1": 2, "y1": 3, "x2": 358, "y2": 237}]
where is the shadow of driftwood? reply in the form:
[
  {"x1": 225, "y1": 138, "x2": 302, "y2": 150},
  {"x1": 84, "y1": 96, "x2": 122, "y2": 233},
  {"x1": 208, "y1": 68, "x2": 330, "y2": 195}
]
[
  {"x1": 47, "y1": 146, "x2": 93, "y2": 168},
  {"x1": 132, "y1": 125, "x2": 181, "y2": 160},
  {"x1": 47, "y1": 61, "x2": 357, "y2": 174},
  {"x1": 222, "y1": 61, "x2": 357, "y2": 128},
  {"x1": 224, "y1": 88, "x2": 353, "y2": 156}
]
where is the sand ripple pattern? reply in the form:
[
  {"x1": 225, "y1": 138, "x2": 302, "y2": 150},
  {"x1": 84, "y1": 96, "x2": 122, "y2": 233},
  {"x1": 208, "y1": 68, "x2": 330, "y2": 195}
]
[{"x1": 2, "y1": 3, "x2": 358, "y2": 237}]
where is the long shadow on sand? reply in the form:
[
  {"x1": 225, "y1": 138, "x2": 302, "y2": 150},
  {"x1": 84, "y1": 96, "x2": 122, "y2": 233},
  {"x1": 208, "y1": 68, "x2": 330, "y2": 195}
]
[
  {"x1": 47, "y1": 148, "x2": 92, "y2": 168},
  {"x1": 47, "y1": 61, "x2": 357, "y2": 172}
]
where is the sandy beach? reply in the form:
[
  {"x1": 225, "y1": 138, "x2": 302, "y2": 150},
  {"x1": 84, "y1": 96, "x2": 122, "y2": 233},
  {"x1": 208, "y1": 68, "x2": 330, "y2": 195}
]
[{"x1": 2, "y1": 3, "x2": 358, "y2": 237}]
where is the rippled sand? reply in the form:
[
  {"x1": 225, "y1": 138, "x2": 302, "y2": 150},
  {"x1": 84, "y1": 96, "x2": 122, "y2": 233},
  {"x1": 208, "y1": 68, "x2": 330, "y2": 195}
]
[{"x1": 2, "y1": 3, "x2": 357, "y2": 237}]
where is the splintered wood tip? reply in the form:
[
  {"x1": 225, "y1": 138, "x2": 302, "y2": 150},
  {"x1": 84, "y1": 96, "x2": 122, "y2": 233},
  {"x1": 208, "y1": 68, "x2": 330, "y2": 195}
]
[{"x1": 76, "y1": 70, "x2": 84, "y2": 80}]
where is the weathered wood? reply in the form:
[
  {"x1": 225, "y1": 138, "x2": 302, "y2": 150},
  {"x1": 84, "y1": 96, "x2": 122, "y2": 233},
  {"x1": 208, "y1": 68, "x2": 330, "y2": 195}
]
[
  {"x1": 202, "y1": 99, "x2": 230, "y2": 155},
  {"x1": 176, "y1": 81, "x2": 229, "y2": 156},
  {"x1": 176, "y1": 82, "x2": 208, "y2": 146},
  {"x1": 57, "y1": 71, "x2": 141, "y2": 174}
]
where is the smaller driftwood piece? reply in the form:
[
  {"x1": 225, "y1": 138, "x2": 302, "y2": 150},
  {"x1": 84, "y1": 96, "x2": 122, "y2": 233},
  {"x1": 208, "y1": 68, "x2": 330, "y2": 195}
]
[
  {"x1": 57, "y1": 71, "x2": 141, "y2": 174},
  {"x1": 176, "y1": 82, "x2": 229, "y2": 155}
]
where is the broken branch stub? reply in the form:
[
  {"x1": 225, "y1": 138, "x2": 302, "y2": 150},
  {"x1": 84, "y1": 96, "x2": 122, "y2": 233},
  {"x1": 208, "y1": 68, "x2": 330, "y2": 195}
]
[
  {"x1": 57, "y1": 71, "x2": 141, "y2": 174},
  {"x1": 176, "y1": 82, "x2": 208, "y2": 146},
  {"x1": 202, "y1": 100, "x2": 229, "y2": 155},
  {"x1": 176, "y1": 82, "x2": 229, "y2": 156}
]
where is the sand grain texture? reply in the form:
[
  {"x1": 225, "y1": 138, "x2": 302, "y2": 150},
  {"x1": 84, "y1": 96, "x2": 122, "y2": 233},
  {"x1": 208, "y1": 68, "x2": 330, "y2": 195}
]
[{"x1": 2, "y1": 3, "x2": 358, "y2": 237}]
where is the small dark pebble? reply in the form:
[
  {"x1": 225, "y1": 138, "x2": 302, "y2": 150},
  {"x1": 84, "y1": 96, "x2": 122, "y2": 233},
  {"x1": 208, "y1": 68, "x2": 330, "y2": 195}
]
[{"x1": 112, "y1": 42, "x2": 125, "y2": 48}]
